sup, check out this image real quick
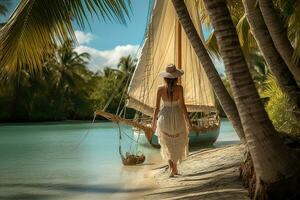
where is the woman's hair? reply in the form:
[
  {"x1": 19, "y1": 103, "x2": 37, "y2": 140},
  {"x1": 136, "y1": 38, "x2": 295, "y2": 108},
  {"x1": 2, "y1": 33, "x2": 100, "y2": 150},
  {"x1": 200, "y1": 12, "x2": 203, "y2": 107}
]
[{"x1": 164, "y1": 77, "x2": 178, "y2": 101}]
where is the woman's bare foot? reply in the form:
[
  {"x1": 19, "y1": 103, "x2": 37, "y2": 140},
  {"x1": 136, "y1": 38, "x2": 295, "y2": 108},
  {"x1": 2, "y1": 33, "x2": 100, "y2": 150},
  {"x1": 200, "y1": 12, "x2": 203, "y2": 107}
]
[
  {"x1": 168, "y1": 160, "x2": 176, "y2": 177},
  {"x1": 173, "y1": 169, "x2": 179, "y2": 175},
  {"x1": 169, "y1": 171, "x2": 175, "y2": 177},
  {"x1": 173, "y1": 162, "x2": 180, "y2": 175},
  {"x1": 168, "y1": 160, "x2": 173, "y2": 172}
]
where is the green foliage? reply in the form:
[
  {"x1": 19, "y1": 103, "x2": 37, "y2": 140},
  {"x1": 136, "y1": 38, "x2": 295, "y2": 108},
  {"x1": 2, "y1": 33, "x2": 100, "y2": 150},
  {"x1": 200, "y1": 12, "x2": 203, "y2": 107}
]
[
  {"x1": 275, "y1": 0, "x2": 300, "y2": 65},
  {"x1": 0, "y1": 0, "x2": 131, "y2": 77},
  {"x1": 260, "y1": 75, "x2": 300, "y2": 136},
  {"x1": 0, "y1": 42, "x2": 136, "y2": 122}
]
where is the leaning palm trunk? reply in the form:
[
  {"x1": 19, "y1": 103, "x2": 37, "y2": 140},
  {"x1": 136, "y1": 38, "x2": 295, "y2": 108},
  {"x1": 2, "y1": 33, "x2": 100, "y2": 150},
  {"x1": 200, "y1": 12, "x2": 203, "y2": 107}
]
[
  {"x1": 243, "y1": 0, "x2": 300, "y2": 117},
  {"x1": 258, "y1": 0, "x2": 300, "y2": 82},
  {"x1": 169, "y1": 0, "x2": 245, "y2": 143},
  {"x1": 202, "y1": 0, "x2": 300, "y2": 198}
]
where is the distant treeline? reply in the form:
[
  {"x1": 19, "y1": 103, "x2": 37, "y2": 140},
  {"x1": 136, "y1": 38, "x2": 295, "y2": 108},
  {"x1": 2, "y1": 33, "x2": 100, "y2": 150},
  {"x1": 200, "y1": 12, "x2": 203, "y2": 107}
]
[
  {"x1": 0, "y1": 42, "x2": 136, "y2": 122},
  {"x1": 0, "y1": 42, "x2": 299, "y2": 137}
]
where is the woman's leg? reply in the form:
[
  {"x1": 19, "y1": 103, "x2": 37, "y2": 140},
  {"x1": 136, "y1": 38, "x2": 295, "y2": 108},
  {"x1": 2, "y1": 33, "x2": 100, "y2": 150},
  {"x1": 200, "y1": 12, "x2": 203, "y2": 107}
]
[
  {"x1": 168, "y1": 160, "x2": 175, "y2": 177},
  {"x1": 173, "y1": 162, "x2": 179, "y2": 175},
  {"x1": 168, "y1": 160, "x2": 173, "y2": 171}
]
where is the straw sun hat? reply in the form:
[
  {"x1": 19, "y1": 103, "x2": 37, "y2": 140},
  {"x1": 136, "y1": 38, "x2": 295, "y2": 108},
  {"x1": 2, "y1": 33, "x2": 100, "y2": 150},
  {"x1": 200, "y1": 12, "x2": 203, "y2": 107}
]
[{"x1": 159, "y1": 64, "x2": 184, "y2": 79}]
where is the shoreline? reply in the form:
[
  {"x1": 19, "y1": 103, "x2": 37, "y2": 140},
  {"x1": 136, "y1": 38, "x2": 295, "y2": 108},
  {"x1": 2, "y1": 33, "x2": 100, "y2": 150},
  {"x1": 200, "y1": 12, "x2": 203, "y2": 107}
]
[
  {"x1": 0, "y1": 119, "x2": 109, "y2": 125},
  {"x1": 143, "y1": 144, "x2": 249, "y2": 199}
]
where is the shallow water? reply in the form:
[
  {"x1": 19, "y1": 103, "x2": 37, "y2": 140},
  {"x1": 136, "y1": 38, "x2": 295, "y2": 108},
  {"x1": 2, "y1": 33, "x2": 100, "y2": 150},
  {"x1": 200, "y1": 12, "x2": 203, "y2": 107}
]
[{"x1": 0, "y1": 119, "x2": 239, "y2": 200}]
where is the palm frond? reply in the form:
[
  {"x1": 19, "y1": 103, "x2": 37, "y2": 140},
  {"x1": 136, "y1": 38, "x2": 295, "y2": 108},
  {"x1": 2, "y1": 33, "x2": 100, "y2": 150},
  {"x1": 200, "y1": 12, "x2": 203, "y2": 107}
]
[
  {"x1": 196, "y1": 0, "x2": 211, "y2": 27},
  {"x1": 260, "y1": 74, "x2": 300, "y2": 135},
  {"x1": 236, "y1": 14, "x2": 258, "y2": 55},
  {"x1": 206, "y1": 31, "x2": 221, "y2": 59},
  {"x1": 274, "y1": 0, "x2": 300, "y2": 66},
  {"x1": 287, "y1": 1, "x2": 300, "y2": 65},
  {"x1": 0, "y1": 0, "x2": 131, "y2": 77},
  {"x1": 0, "y1": 0, "x2": 11, "y2": 16},
  {"x1": 199, "y1": 0, "x2": 248, "y2": 59}
]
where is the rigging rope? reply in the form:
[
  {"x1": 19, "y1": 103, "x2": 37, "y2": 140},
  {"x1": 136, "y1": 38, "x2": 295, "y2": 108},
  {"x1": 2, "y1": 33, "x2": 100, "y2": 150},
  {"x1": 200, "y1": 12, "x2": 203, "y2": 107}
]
[
  {"x1": 73, "y1": 0, "x2": 155, "y2": 154},
  {"x1": 72, "y1": 112, "x2": 97, "y2": 151}
]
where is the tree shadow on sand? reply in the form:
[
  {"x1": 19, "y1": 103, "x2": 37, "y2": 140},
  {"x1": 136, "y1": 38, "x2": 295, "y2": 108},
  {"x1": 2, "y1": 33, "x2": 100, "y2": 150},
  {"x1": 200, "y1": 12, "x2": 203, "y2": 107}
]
[{"x1": 145, "y1": 163, "x2": 249, "y2": 200}]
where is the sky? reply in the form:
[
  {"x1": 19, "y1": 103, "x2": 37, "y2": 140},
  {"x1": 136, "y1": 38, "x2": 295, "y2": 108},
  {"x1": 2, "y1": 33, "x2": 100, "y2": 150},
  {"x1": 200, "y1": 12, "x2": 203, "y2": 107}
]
[
  {"x1": 73, "y1": 0, "x2": 151, "y2": 71},
  {"x1": 2, "y1": 0, "x2": 224, "y2": 73}
]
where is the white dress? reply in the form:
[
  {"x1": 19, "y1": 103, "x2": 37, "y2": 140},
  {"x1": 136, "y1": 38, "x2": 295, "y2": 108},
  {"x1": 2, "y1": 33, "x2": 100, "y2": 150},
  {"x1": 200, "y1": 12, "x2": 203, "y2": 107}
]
[{"x1": 156, "y1": 99, "x2": 189, "y2": 164}]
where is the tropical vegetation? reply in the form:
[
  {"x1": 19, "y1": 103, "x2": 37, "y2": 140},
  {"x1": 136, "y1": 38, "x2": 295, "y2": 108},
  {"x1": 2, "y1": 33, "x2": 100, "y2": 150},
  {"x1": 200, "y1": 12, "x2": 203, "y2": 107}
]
[
  {"x1": 0, "y1": 0, "x2": 131, "y2": 77},
  {"x1": 1, "y1": 0, "x2": 300, "y2": 199},
  {"x1": 0, "y1": 41, "x2": 136, "y2": 122},
  {"x1": 261, "y1": 75, "x2": 300, "y2": 136},
  {"x1": 172, "y1": 0, "x2": 300, "y2": 199}
]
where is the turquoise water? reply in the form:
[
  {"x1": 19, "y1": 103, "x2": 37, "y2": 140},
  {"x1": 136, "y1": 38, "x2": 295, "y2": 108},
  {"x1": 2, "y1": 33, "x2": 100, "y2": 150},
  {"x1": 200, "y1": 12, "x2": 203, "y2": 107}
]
[{"x1": 0, "y1": 119, "x2": 239, "y2": 200}]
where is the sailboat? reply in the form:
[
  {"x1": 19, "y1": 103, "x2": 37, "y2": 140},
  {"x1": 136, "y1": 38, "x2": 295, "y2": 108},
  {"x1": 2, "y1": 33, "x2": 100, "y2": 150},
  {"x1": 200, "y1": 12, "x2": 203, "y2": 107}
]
[{"x1": 96, "y1": 0, "x2": 220, "y2": 148}]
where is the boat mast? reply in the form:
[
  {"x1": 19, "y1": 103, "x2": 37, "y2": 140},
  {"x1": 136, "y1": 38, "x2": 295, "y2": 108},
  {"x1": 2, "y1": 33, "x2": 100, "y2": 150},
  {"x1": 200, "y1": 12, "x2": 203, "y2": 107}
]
[{"x1": 176, "y1": 18, "x2": 182, "y2": 84}]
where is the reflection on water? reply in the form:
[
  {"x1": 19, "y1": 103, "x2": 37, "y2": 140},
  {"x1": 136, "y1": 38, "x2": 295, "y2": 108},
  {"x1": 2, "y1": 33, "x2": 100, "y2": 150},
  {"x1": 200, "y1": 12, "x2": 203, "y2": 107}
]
[{"x1": 0, "y1": 119, "x2": 238, "y2": 199}]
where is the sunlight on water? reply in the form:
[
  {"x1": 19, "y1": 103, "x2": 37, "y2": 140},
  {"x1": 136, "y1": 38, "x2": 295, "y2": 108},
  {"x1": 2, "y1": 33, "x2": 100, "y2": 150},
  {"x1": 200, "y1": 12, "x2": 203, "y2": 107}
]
[{"x1": 0, "y1": 119, "x2": 238, "y2": 199}]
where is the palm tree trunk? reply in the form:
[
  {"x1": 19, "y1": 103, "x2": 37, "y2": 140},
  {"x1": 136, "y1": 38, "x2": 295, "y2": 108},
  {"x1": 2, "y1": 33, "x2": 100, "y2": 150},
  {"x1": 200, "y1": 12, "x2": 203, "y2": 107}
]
[
  {"x1": 258, "y1": 0, "x2": 300, "y2": 82},
  {"x1": 169, "y1": 0, "x2": 246, "y2": 143},
  {"x1": 243, "y1": 0, "x2": 300, "y2": 117},
  {"x1": 201, "y1": 0, "x2": 300, "y2": 198}
]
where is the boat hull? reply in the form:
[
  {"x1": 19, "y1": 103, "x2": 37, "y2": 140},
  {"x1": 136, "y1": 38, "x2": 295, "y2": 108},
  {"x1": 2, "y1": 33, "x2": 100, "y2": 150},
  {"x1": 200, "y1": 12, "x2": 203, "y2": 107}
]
[{"x1": 134, "y1": 126, "x2": 220, "y2": 148}]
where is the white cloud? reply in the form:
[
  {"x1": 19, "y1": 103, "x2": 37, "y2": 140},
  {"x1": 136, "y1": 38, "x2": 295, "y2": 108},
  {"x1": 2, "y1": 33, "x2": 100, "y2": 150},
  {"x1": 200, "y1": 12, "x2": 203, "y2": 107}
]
[
  {"x1": 75, "y1": 44, "x2": 139, "y2": 72},
  {"x1": 75, "y1": 30, "x2": 94, "y2": 45}
]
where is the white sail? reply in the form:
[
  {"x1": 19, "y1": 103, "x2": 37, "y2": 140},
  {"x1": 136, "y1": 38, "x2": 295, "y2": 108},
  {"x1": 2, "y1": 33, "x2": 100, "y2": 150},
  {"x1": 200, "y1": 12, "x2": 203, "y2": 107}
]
[{"x1": 127, "y1": 0, "x2": 216, "y2": 116}]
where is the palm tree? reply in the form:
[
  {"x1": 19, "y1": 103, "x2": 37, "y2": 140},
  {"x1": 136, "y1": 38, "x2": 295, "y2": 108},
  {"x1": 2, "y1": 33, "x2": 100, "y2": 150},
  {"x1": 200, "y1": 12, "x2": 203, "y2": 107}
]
[
  {"x1": 201, "y1": 0, "x2": 300, "y2": 198},
  {"x1": 202, "y1": 6, "x2": 269, "y2": 90},
  {"x1": 48, "y1": 41, "x2": 89, "y2": 91},
  {"x1": 0, "y1": 0, "x2": 131, "y2": 77},
  {"x1": 102, "y1": 66, "x2": 120, "y2": 78},
  {"x1": 242, "y1": 0, "x2": 300, "y2": 117},
  {"x1": 258, "y1": 0, "x2": 300, "y2": 82},
  {"x1": 169, "y1": 0, "x2": 246, "y2": 143},
  {"x1": 197, "y1": 0, "x2": 257, "y2": 57},
  {"x1": 201, "y1": 0, "x2": 300, "y2": 102},
  {"x1": 0, "y1": 65, "x2": 49, "y2": 121},
  {"x1": 277, "y1": 0, "x2": 300, "y2": 68},
  {"x1": 46, "y1": 41, "x2": 91, "y2": 118},
  {"x1": 117, "y1": 55, "x2": 136, "y2": 86},
  {"x1": 117, "y1": 55, "x2": 136, "y2": 76}
]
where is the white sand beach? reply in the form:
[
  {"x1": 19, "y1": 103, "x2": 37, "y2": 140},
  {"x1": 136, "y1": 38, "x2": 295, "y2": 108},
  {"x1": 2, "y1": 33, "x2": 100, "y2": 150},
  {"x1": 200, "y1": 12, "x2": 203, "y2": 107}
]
[{"x1": 142, "y1": 144, "x2": 249, "y2": 200}]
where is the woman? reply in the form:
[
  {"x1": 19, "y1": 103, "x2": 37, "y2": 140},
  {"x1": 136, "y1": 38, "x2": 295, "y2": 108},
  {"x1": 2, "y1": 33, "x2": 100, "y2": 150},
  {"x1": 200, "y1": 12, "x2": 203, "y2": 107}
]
[{"x1": 151, "y1": 64, "x2": 192, "y2": 177}]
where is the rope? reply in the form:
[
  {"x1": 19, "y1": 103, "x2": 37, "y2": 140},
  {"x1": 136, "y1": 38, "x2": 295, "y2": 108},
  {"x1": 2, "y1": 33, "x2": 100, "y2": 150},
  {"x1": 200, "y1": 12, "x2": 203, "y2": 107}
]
[
  {"x1": 103, "y1": 74, "x2": 126, "y2": 111},
  {"x1": 110, "y1": 1, "x2": 156, "y2": 151},
  {"x1": 121, "y1": 128, "x2": 141, "y2": 145},
  {"x1": 108, "y1": 2, "x2": 153, "y2": 106},
  {"x1": 72, "y1": 112, "x2": 97, "y2": 151},
  {"x1": 70, "y1": 2, "x2": 156, "y2": 155},
  {"x1": 117, "y1": 123, "x2": 123, "y2": 157}
]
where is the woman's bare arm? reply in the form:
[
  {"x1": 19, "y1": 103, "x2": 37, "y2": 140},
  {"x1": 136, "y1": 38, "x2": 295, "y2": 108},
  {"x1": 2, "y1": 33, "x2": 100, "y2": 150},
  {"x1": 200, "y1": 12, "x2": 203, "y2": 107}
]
[
  {"x1": 179, "y1": 86, "x2": 192, "y2": 130},
  {"x1": 151, "y1": 87, "x2": 161, "y2": 131}
]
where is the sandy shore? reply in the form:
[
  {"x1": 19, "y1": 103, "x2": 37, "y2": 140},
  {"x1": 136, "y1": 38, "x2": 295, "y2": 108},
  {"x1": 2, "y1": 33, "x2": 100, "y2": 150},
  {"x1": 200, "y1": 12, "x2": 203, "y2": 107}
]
[{"x1": 143, "y1": 144, "x2": 250, "y2": 200}]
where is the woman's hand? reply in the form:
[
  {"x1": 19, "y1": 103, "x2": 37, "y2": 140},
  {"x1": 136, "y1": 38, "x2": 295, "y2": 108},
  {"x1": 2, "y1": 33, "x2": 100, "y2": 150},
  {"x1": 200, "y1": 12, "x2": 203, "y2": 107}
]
[
  {"x1": 187, "y1": 120, "x2": 193, "y2": 131},
  {"x1": 151, "y1": 120, "x2": 157, "y2": 132}
]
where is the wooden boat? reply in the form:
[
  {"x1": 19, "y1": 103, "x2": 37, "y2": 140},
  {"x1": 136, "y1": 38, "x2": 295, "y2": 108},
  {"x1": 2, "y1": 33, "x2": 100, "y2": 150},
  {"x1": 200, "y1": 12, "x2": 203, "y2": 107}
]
[
  {"x1": 133, "y1": 113, "x2": 220, "y2": 148},
  {"x1": 96, "y1": 0, "x2": 220, "y2": 148}
]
